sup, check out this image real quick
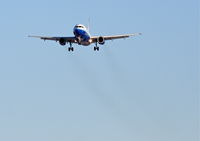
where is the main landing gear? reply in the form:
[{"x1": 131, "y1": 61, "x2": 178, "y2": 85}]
[
  {"x1": 68, "y1": 42, "x2": 74, "y2": 52},
  {"x1": 68, "y1": 47, "x2": 74, "y2": 52},
  {"x1": 67, "y1": 42, "x2": 100, "y2": 52},
  {"x1": 94, "y1": 46, "x2": 99, "y2": 51},
  {"x1": 94, "y1": 42, "x2": 99, "y2": 51}
]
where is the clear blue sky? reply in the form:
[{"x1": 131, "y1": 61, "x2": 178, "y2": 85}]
[{"x1": 0, "y1": 0, "x2": 199, "y2": 141}]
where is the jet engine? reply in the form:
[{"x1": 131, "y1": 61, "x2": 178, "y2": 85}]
[
  {"x1": 97, "y1": 36, "x2": 105, "y2": 45},
  {"x1": 59, "y1": 38, "x2": 66, "y2": 46}
]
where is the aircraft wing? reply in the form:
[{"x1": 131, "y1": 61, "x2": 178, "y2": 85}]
[
  {"x1": 91, "y1": 33, "x2": 141, "y2": 42},
  {"x1": 28, "y1": 36, "x2": 77, "y2": 43}
]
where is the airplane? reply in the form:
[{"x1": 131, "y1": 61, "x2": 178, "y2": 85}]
[{"x1": 28, "y1": 24, "x2": 141, "y2": 52}]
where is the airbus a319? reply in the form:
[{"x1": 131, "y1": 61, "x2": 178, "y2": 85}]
[{"x1": 29, "y1": 24, "x2": 141, "y2": 52}]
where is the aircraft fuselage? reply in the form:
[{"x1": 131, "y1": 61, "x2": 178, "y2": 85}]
[{"x1": 73, "y1": 24, "x2": 92, "y2": 46}]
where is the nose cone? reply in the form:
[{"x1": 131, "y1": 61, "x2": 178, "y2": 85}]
[{"x1": 74, "y1": 28, "x2": 85, "y2": 37}]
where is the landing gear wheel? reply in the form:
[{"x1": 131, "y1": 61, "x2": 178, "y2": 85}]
[
  {"x1": 68, "y1": 42, "x2": 74, "y2": 52},
  {"x1": 94, "y1": 47, "x2": 99, "y2": 51},
  {"x1": 68, "y1": 47, "x2": 74, "y2": 52}
]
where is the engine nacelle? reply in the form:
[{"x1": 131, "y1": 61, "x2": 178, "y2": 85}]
[
  {"x1": 97, "y1": 36, "x2": 105, "y2": 45},
  {"x1": 59, "y1": 38, "x2": 66, "y2": 46}
]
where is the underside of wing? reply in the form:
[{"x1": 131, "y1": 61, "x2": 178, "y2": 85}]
[
  {"x1": 90, "y1": 33, "x2": 141, "y2": 43},
  {"x1": 28, "y1": 36, "x2": 77, "y2": 43}
]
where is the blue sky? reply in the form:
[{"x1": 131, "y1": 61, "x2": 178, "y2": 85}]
[{"x1": 0, "y1": 0, "x2": 199, "y2": 141}]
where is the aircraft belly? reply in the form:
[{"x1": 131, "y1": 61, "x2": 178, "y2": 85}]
[{"x1": 80, "y1": 41, "x2": 90, "y2": 46}]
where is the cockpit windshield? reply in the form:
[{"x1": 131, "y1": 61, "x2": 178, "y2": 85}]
[{"x1": 76, "y1": 25, "x2": 84, "y2": 28}]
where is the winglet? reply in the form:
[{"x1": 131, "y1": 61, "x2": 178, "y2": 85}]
[{"x1": 132, "y1": 33, "x2": 142, "y2": 36}]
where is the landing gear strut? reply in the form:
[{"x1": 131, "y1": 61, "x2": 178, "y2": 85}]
[
  {"x1": 94, "y1": 42, "x2": 99, "y2": 51},
  {"x1": 68, "y1": 42, "x2": 74, "y2": 52}
]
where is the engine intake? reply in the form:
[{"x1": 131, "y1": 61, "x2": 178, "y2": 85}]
[
  {"x1": 97, "y1": 36, "x2": 105, "y2": 45},
  {"x1": 59, "y1": 38, "x2": 66, "y2": 46}
]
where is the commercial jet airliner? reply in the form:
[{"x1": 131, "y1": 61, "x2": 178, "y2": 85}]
[{"x1": 29, "y1": 24, "x2": 141, "y2": 51}]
